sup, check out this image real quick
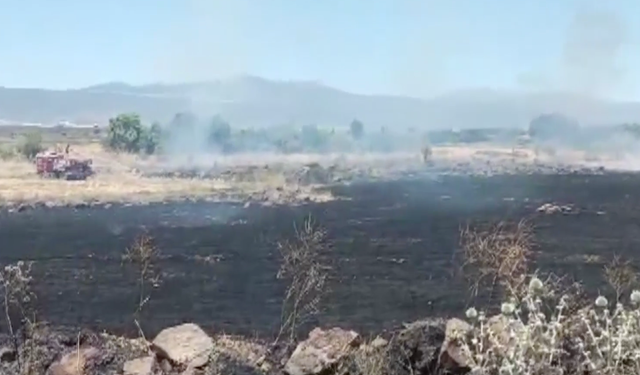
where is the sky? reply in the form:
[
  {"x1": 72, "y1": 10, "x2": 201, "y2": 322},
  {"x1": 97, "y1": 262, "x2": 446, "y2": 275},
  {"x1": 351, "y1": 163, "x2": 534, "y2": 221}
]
[{"x1": 0, "y1": 0, "x2": 638, "y2": 99}]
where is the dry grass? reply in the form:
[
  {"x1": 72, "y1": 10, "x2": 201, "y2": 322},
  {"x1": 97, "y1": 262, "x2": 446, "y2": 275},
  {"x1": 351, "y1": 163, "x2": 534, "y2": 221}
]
[
  {"x1": 0, "y1": 143, "x2": 332, "y2": 206},
  {"x1": 213, "y1": 334, "x2": 267, "y2": 367},
  {"x1": 459, "y1": 220, "x2": 534, "y2": 300}
]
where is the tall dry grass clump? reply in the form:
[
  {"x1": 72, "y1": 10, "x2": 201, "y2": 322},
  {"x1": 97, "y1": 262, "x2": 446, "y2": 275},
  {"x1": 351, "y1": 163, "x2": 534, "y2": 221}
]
[{"x1": 459, "y1": 220, "x2": 533, "y2": 301}]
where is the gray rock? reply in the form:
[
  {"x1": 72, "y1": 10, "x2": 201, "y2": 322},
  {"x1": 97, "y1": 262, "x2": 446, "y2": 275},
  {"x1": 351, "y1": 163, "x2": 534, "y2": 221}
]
[
  {"x1": 123, "y1": 356, "x2": 156, "y2": 375},
  {"x1": 0, "y1": 345, "x2": 16, "y2": 362},
  {"x1": 151, "y1": 323, "x2": 213, "y2": 369},
  {"x1": 439, "y1": 318, "x2": 473, "y2": 371},
  {"x1": 284, "y1": 327, "x2": 360, "y2": 375},
  {"x1": 46, "y1": 346, "x2": 102, "y2": 375},
  {"x1": 387, "y1": 318, "x2": 446, "y2": 375}
]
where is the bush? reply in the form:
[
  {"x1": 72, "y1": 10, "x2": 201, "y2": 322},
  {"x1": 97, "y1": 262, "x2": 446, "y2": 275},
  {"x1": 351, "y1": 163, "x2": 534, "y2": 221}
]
[
  {"x1": 300, "y1": 124, "x2": 329, "y2": 152},
  {"x1": 208, "y1": 115, "x2": 232, "y2": 147},
  {"x1": 106, "y1": 113, "x2": 145, "y2": 153},
  {"x1": 0, "y1": 145, "x2": 17, "y2": 160},
  {"x1": 458, "y1": 277, "x2": 640, "y2": 375},
  {"x1": 455, "y1": 223, "x2": 640, "y2": 375},
  {"x1": 350, "y1": 119, "x2": 364, "y2": 140},
  {"x1": 16, "y1": 132, "x2": 44, "y2": 160},
  {"x1": 529, "y1": 113, "x2": 580, "y2": 142},
  {"x1": 106, "y1": 113, "x2": 162, "y2": 154},
  {"x1": 139, "y1": 122, "x2": 162, "y2": 155}
]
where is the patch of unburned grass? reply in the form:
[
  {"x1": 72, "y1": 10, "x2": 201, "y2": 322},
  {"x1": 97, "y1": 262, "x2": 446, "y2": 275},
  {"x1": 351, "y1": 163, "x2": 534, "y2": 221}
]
[{"x1": 0, "y1": 143, "x2": 333, "y2": 206}]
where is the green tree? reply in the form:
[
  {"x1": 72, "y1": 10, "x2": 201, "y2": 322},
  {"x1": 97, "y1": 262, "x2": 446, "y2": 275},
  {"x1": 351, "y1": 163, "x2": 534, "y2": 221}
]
[
  {"x1": 301, "y1": 124, "x2": 327, "y2": 151},
  {"x1": 528, "y1": 113, "x2": 579, "y2": 141},
  {"x1": 349, "y1": 119, "x2": 364, "y2": 140},
  {"x1": 208, "y1": 115, "x2": 231, "y2": 146},
  {"x1": 169, "y1": 111, "x2": 197, "y2": 130},
  {"x1": 106, "y1": 113, "x2": 145, "y2": 152},
  {"x1": 139, "y1": 122, "x2": 163, "y2": 154},
  {"x1": 17, "y1": 131, "x2": 44, "y2": 160}
]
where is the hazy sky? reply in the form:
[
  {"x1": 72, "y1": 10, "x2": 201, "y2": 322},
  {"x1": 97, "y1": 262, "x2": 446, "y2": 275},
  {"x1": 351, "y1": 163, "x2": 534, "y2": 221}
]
[{"x1": 0, "y1": 0, "x2": 638, "y2": 99}]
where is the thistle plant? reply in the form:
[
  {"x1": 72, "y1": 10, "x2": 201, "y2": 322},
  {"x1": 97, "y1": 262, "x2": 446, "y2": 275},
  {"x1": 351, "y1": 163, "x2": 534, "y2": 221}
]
[{"x1": 459, "y1": 276, "x2": 640, "y2": 375}]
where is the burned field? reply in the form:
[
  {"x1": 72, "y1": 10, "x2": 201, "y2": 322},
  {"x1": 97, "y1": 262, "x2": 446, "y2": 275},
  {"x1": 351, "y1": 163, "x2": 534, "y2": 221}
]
[{"x1": 0, "y1": 171, "x2": 637, "y2": 338}]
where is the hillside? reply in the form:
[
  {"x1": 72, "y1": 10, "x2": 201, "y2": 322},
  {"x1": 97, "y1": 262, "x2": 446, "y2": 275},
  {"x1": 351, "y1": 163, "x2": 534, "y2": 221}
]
[{"x1": 2, "y1": 75, "x2": 640, "y2": 129}]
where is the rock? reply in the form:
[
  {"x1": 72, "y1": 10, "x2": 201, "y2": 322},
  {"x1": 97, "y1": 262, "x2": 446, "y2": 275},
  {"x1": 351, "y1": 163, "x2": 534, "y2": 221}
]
[
  {"x1": 370, "y1": 336, "x2": 388, "y2": 348},
  {"x1": 284, "y1": 327, "x2": 361, "y2": 375},
  {"x1": 12, "y1": 325, "x2": 105, "y2": 374},
  {"x1": 123, "y1": 356, "x2": 156, "y2": 375},
  {"x1": 439, "y1": 318, "x2": 473, "y2": 371},
  {"x1": 151, "y1": 323, "x2": 213, "y2": 368},
  {"x1": 537, "y1": 203, "x2": 572, "y2": 214},
  {"x1": 388, "y1": 318, "x2": 446, "y2": 375},
  {"x1": 46, "y1": 346, "x2": 102, "y2": 375},
  {"x1": 72, "y1": 202, "x2": 89, "y2": 210},
  {"x1": 0, "y1": 345, "x2": 16, "y2": 362},
  {"x1": 16, "y1": 203, "x2": 30, "y2": 213}
]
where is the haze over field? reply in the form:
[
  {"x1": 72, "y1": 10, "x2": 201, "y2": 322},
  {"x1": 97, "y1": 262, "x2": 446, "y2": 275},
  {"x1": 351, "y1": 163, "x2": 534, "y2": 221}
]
[
  {"x1": 0, "y1": 0, "x2": 639, "y2": 129},
  {"x1": 4, "y1": 78, "x2": 640, "y2": 129}
]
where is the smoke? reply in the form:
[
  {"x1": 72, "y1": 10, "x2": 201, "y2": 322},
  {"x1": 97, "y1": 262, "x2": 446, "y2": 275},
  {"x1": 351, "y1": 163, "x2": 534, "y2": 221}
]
[
  {"x1": 519, "y1": 6, "x2": 632, "y2": 99},
  {"x1": 153, "y1": 0, "x2": 253, "y2": 84},
  {"x1": 561, "y1": 7, "x2": 630, "y2": 97}
]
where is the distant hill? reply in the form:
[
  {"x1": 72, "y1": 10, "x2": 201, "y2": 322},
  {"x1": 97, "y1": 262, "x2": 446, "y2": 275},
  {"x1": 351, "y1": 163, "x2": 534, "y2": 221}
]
[{"x1": 2, "y1": 75, "x2": 640, "y2": 129}]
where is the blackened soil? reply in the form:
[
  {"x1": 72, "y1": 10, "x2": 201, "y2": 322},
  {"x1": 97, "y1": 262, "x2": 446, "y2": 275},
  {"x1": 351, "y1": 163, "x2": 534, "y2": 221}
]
[{"x1": 0, "y1": 173, "x2": 639, "y2": 338}]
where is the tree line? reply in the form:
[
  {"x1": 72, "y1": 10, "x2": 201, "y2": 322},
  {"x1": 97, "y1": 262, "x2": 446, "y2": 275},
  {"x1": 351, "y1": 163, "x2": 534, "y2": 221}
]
[{"x1": 105, "y1": 112, "x2": 368, "y2": 155}]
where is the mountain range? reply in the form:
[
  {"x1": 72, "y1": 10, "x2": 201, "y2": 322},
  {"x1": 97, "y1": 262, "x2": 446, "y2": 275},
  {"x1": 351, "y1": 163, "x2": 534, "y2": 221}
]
[{"x1": 1, "y1": 75, "x2": 640, "y2": 129}]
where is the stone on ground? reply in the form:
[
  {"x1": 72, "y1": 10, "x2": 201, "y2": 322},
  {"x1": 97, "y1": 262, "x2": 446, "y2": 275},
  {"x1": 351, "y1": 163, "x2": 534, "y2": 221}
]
[
  {"x1": 151, "y1": 323, "x2": 213, "y2": 368},
  {"x1": 284, "y1": 327, "x2": 361, "y2": 375},
  {"x1": 46, "y1": 346, "x2": 102, "y2": 375},
  {"x1": 123, "y1": 356, "x2": 156, "y2": 375}
]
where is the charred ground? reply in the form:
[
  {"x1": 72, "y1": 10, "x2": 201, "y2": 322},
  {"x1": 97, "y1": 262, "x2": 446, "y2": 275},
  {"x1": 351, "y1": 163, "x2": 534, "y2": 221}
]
[{"x1": 0, "y1": 171, "x2": 636, "y2": 339}]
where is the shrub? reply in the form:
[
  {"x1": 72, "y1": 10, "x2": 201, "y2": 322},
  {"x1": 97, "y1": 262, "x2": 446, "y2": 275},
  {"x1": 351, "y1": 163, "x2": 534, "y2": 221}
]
[
  {"x1": 139, "y1": 122, "x2": 162, "y2": 155},
  {"x1": 106, "y1": 113, "x2": 145, "y2": 153},
  {"x1": 208, "y1": 115, "x2": 232, "y2": 147},
  {"x1": 16, "y1": 132, "x2": 44, "y2": 160},
  {"x1": 0, "y1": 145, "x2": 16, "y2": 160},
  {"x1": 275, "y1": 216, "x2": 330, "y2": 344},
  {"x1": 300, "y1": 124, "x2": 328, "y2": 152},
  {"x1": 350, "y1": 119, "x2": 364, "y2": 140},
  {"x1": 529, "y1": 113, "x2": 580, "y2": 142},
  {"x1": 458, "y1": 276, "x2": 640, "y2": 375}
]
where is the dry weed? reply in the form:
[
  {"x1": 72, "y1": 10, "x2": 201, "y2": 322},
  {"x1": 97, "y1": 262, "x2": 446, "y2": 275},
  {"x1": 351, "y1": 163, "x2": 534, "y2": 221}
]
[
  {"x1": 459, "y1": 220, "x2": 533, "y2": 301},
  {"x1": 604, "y1": 255, "x2": 638, "y2": 302},
  {"x1": 0, "y1": 261, "x2": 38, "y2": 374},
  {"x1": 122, "y1": 233, "x2": 161, "y2": 343},
  {"x1": 275, "y1": 216, "x2": 330, "y2": 345},
  {"x1": 349, "y1": 339, "x2": 390, "y2": 375}
]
